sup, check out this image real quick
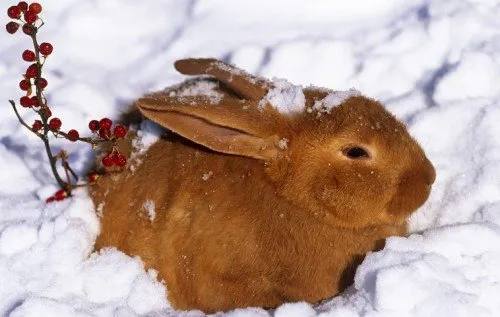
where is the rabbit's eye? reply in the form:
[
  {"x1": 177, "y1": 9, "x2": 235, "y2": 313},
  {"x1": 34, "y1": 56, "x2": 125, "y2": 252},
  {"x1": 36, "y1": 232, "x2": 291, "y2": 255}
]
[{"x1": 343, "y1": 146, "x2": 370, "y2": 159}]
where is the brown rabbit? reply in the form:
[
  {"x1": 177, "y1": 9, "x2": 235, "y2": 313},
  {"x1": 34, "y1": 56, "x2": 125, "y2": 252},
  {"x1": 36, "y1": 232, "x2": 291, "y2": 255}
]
[{"x1": 90, "y1": 58, "x2": 436, "y2": 313}]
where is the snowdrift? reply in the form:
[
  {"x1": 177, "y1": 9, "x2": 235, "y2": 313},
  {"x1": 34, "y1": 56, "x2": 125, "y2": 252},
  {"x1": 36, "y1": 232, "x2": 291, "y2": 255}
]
[{"x1": 1, "y1": 0, "x2": 499, "y2": 316}]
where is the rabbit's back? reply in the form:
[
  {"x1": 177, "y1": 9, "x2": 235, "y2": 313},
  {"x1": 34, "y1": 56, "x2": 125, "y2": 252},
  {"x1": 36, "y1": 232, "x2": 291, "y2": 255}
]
[{"x1": 92, "y1": 135, "x2": 283, "y2": 308}]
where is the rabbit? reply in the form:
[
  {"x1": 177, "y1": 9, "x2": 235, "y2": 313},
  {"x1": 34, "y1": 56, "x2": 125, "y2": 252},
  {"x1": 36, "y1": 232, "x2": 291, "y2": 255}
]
[{"x1": 89, "y1": 58, "x2": 436, "y2": 313}]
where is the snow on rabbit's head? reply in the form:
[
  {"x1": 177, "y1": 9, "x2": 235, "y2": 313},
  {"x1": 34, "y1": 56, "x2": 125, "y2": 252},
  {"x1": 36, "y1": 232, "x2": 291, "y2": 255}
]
[{"x1": 138, "y1": 58, "x2": 436, "y2": 228}]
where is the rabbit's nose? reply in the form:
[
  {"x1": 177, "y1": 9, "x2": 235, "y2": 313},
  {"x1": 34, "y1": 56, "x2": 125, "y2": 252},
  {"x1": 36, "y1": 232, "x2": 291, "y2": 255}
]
[{"x1": 425, "y1": 159, "x2": 436, "y2": 185}]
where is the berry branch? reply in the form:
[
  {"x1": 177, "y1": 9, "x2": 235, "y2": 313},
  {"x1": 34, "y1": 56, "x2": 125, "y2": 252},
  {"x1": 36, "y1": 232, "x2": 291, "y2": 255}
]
[{"x1": 6, "y1": 1, "x2": 128, "y2": 202}]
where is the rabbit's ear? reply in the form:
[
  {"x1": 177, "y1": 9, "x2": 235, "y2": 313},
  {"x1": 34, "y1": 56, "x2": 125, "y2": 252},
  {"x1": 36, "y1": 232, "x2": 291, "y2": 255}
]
[
  {"x1": 137, "y1": 95, "x2": 282, "y2": 160},
  {"x1": 174, "y1": 58, "x2": 270, "y2": 101}
]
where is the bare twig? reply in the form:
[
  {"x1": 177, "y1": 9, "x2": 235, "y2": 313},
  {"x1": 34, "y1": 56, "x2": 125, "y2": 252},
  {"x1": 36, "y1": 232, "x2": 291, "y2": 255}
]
[
  {"x1": 9, "y1": 100, "x2": 42, "y2": 138},
  {"x1": 57, "y1": 130, "x2": 107, "y2": 145}
]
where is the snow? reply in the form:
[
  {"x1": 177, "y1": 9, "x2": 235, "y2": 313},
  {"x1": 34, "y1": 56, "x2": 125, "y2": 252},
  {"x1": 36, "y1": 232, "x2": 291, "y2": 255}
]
[
  {"x1": 1, "y1": 0, "x2": 500, "y2": 316},
  {"x1": 129, "y1": 119, "x2": 164, "y2": 173},
  {"x1": 211, "y1": 61, "x2": 259, "y2": 85},
  {"x1": 278, "y1": 138, "x2": 289, "y2": 150},
  {"x1": 167, "y1": 79, "x2": 224, "y2": 104},
  {"x1": 202, "y1": 171, "x2": 213, "y2": 181},
  {"x1": 309, "y1": 88, "x2": 362, "y2": 116},
  {"x1": 0, "y1": 190, "x2": 168, "y2": 317},
  {"x1": 0, "y1": 223, "x2": 38, "y2": 256},
  {"x1": 317, "y1": 223, "x2": 500, "y2": 316},
  {"x1": 259, "y1": 77, "x2": 305, "y2": 113},
  {"x1": 274, "y1": 302, "x2": 317, "y2": 317},
  {"x1": 131, "y1": 120, "x2": 163, "y2": 155},
  {"x1": 142, "y1": 200, "x2": 156, "y2": 222}
]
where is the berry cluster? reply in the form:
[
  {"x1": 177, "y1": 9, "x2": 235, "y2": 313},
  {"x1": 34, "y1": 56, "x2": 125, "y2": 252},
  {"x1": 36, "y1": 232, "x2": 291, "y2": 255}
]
[
  {"x1": 87, "y1": 118, "x2": 128, "y2": 167},
  {"x1": 6, "y1": 1, "x2": 128, "y2": 203},
  {"x1": 6, "y1": 2, "x2": 42, "y2": 35}
]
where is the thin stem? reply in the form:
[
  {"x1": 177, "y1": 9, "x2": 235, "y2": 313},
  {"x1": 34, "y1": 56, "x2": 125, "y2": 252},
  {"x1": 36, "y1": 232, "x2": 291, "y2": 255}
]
[
  {"x1": 65, "y1": 162, "x2": 79, "y2": 181},
  {"x1": 9, "y1": 101, "x2": 66, "y2": 189},
  {"x1": 10, "y1": 98, "x2": 67, "y2": 190},
  {"x1": 56, "y1": 130, "x2": 107, "y2": 145},
  {"x1": 59, "y1": 151, "x2": 78, "y2": 181},
  {"x1": 63, "y1": 161, "x2": 71, "y2": 194},
  {"x1": 42, "y1": 133, "x2": 67, "y2": 189},
  {"x1": 9, "y1": 100, "x2": 43, "y2": 138}
]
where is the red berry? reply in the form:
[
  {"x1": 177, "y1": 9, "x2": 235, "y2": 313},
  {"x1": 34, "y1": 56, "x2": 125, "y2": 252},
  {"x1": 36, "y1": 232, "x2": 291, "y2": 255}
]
[
  {"x1": 6, "y1": 22, "x2": 19, "y2": 34},
  {"x1": 39, "y1": 42, "x2": 53, "y2": 55},
  {"x1": 46, "y1": 196, "x2": 55, "y2": 203},
  {"x1": 38, "y1": 78, "x2": 47, "y2": 89},
  {"x1": 88, "y1": 171, "x2": 100, "y2": 183},
  {"x1": 102, "y1": 154, "x2": 114, "y2": 167},
  {"x1": 20, "y1": 96, "x2": 31, "y2": 107},
  {"x1": 25, "y1": 63, "x2": 38, "y2": 78},
  {"x1": 17, "y1": 2, "x2": 28, "y2": 12},
  {"x1": 114, "y1": 154, "x2": 127, "y2": 167},
  {"x1": 67, "y1": 129, "x2": 79, "y2": 141},
  {"x1": 19, "y1": 79, "x2": 30, "y2": 91},
  {"x1": 29, "y1": 3, "x2": 42, "y2": 14},
  {"x1": 54, "y1": 189, "x2": 67, "y2": 201},
  {"x1": 98, "y1": 129, "x2": 111, "y2": 139},
  {"x1": 40, "y1": 107, "x2": 52, "y2": 118},
  {"x1": 22, "y1": 23, "x2": 34, "y2": 35},
  {"x1": 48, "y1": 117, "x2": 62, "y2": 130},
  {"x1": 30, "y1": 96, "x2": 38, "y2": 107},
  {"x1": 24, "y1": 10, "x2": 37, "y2": 24},
  {"x1": 99, "y1": 118, "x2": 112, "y2": 130},
  {"x1": 8, "y1": 6, "x2": 21, "y2": 19},
  {"x1": 88, "y1": 120, "x2": 100, "y2": 132},
  {"x1": 32, "y1": 120, "x2": 43, "y2": 132},
  {"x1": 113, "y1": 125, "x2": 127, "y2": 139},
  {"x1": 22, "y1": 50, "x2": 36, "y2": 62}
]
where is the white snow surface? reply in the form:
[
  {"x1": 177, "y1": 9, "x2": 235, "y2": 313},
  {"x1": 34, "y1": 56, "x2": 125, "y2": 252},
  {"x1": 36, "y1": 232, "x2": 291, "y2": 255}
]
[
  {"x1": 309, "y1": 88, "x2": 362, "y2": 116},
  {"x1": 1, "y1": 0, "x2": 500, "y2": 316},
  {"x1": 167, "y1": 79, "x2": 224, "y2": 104},
  {"x1": 142, "y1": 200, "x2": 156, "y2": 222},
  {"x1": 259, "y1": 77, "x2": 306, "y2": 113},
  {"x1": 129, "y1": 119, "x2": 164, "y2": 173}
]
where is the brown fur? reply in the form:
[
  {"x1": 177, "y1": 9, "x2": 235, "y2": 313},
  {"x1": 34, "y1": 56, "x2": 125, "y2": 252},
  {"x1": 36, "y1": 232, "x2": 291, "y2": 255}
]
[{"x1": 90, "y1": 58, "x2": 436, "y2": 313}]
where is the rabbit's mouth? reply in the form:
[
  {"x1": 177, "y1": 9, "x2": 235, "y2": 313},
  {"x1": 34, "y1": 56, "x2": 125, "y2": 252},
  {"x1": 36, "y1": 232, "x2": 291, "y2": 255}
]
[{"x1": 385, "y1": 172, "x2": 433, "y2": 219}]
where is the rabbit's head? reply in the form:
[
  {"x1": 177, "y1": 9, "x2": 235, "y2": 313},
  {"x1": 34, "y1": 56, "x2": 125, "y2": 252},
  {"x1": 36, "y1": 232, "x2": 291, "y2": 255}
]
[
  {"x1": 137, "y1": 59, "x2": 435, "y2": 229},
  {"x1": 275, "y1": 94, "x2": 436, "y2": 229}
]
